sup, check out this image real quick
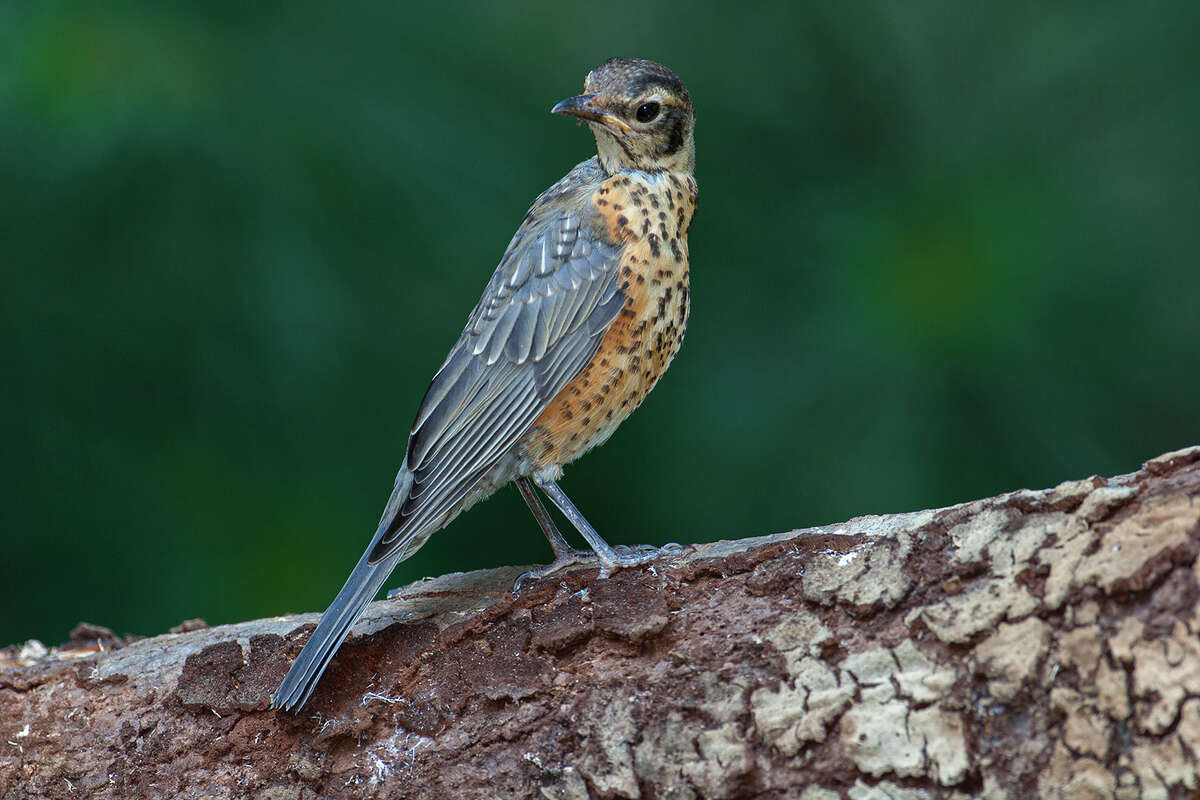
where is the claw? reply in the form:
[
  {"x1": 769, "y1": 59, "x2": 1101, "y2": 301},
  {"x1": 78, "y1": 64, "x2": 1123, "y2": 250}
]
[
  {"x1": 512, "y1": 548, "x2": 597, "y2": 593},
  {"x1": 611, "y1": 543, "x2": 657, "y2": 557}
]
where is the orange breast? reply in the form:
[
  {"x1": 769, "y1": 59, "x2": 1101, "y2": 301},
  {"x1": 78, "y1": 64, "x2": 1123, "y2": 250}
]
[{"x1": 520, "y1": 170, "x2": 697, "y2": 471}]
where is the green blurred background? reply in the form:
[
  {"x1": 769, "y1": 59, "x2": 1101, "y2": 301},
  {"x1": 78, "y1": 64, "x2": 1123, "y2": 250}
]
[{"x1": 4, "y1": 1, "x2": 1198, "y2": 646}]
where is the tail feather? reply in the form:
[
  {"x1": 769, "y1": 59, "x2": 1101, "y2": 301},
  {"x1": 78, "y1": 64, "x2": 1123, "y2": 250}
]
[{"x1": 271, "y1": 469, "x2": 416, "y2": 712}]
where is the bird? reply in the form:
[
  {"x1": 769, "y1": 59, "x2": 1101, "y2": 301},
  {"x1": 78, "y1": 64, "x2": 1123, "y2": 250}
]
[{"x1": 271, "y1": 57, "x2": 697, "y2": 712}]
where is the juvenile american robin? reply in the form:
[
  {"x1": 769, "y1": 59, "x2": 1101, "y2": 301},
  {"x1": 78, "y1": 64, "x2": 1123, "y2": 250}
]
[{"x1": 272, "y1": 57, "x2": 697, "y2": 712}]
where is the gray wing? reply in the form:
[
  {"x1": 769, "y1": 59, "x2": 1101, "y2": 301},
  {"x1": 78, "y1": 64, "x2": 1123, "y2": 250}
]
[{"x1": 367, "y1": 208, "x2": 624, "y2": 562}]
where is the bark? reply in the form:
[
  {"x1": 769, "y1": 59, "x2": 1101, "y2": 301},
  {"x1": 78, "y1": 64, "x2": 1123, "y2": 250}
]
[{"x1": 4, "y1": 447, "x2": 1200, "y2": 800}]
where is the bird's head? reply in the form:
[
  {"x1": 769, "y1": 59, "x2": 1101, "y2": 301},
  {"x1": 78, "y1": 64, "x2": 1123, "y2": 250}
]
[{"x1": 552, "y1": 58, "x2": 694, "y2": 176}]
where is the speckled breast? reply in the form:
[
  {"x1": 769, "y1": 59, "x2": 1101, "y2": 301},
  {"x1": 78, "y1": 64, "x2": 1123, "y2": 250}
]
[{"x1": 520, "y1": 169, "x2": 697, "y2": 471}]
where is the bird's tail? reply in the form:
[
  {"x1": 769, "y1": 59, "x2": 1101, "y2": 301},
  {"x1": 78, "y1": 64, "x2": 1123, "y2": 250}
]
[{"x1": 271, "y1": 468, "x2": 416, "y2": 713}]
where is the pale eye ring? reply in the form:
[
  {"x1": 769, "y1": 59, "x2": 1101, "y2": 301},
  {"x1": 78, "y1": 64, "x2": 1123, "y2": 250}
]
[{"x1": 635, "y1": 102, "x2": 661, "y2": 123}]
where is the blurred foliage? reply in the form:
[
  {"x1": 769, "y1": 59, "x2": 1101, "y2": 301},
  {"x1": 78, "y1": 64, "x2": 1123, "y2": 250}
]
[{"x1": 3, "y1": 1, "x2": 1198, "y2": 646}]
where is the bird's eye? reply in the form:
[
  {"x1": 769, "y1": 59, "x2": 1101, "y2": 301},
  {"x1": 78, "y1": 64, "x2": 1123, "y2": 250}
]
[{"x1": 635, "y1": 102, "x2": 661, "y2": 123}]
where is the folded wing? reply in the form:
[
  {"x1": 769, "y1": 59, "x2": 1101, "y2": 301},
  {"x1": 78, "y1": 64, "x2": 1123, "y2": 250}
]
[{"x1": 368, "y1": 209, "x2": 624, "y2": 562}]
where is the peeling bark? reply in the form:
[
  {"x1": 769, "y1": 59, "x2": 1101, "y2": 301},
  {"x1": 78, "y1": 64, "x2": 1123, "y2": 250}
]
[{"x1": 3, "y1": 446, "x2": 1200, "y2": 799}]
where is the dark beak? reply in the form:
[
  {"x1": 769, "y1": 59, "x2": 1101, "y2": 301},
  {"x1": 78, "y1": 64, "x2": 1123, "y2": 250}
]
[{"x1": 551, "y1": 94, "x2": 631, "y2": 132}]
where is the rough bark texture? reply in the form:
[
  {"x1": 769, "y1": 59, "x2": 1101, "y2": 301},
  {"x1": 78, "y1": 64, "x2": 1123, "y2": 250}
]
[{"x1": 4, "y1": 447, "x2": 1200, "y2": 800}]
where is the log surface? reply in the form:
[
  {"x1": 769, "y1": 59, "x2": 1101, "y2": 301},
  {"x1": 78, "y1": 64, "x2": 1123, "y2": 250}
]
[{"x1": 3, "y1": 447, "x2": 1200, "y2": 799}]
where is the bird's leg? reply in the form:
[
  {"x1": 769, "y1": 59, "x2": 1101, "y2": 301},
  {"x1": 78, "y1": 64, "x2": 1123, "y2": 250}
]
[
  {"x1": 513, "y1": 477, "x2": 596, "y2": 590},
  {"x1": 516, "y1": 476, "x2": 585, "y2": 559},
  {"x1": 534, "y1": 477, "x2": 680, "y2": 578}
]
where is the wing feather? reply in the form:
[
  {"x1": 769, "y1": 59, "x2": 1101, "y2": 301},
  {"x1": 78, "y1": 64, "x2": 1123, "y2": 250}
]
[
  {"x1": 504, "y1": 296, "x2": 540, "y2": 364},
  {"x1": 532, "y1": 324, "x2": 599, "y2": 401},
  {"x1": 408, "y1": 348, "x2": 482, "y2": 461},
  {"x1": 369, "y1": 162, "x2": 624, "y2": 562},
  {"x1": 530, "y1": 301, "x2": 552, "y2": 362},
  {"x1": 480, "y1": 301, "x2": 520, "y2": 364}
]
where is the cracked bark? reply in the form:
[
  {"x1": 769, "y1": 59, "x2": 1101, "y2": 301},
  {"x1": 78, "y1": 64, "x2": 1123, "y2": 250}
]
[{"x1": 4, "y1": 446, "x2": 1200, "y2": 800}]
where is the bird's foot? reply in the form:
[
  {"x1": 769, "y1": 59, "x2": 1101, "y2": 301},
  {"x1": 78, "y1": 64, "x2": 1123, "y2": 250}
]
[
  {"x1": 513, "y1": 542, "x2": 686, "y2": 591},
  {"x1": 513, "y1": 548, "x2": 599, "y2": 592},
  {"x1": 595, "y1": 542, "x2": 684, "y2": 578}
]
